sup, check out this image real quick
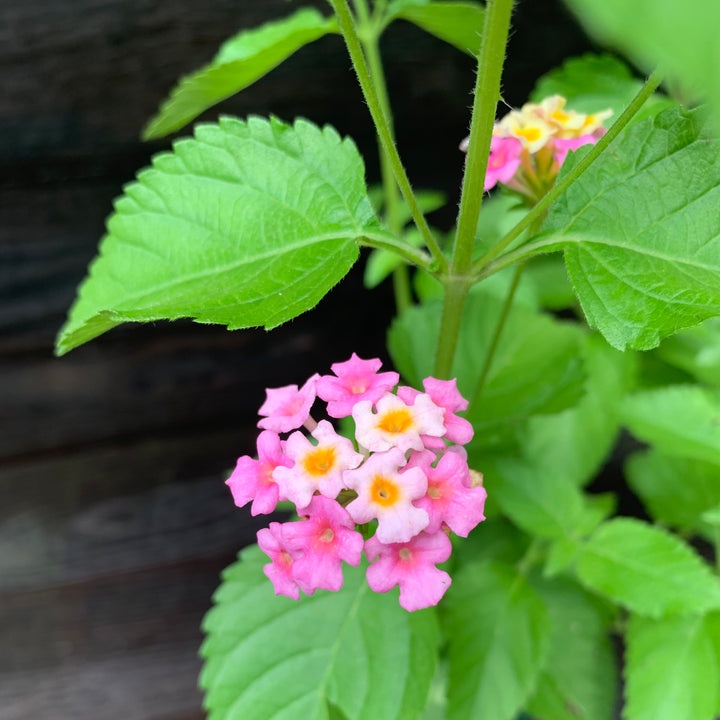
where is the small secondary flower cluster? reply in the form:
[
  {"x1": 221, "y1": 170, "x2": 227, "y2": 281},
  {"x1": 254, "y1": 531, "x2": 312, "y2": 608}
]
[
  {"x1": 461, "y1": 94, "x2": 612, "y2": 201},
  {"x1": 226, "y1": 354, "x2": 486, "y2": 612}
]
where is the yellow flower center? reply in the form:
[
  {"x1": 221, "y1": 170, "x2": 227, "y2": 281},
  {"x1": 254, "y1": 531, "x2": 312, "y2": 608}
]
[
  {"x1": 515, "y1": 126, "x2": 542, "y2": 143},
  {"x1": 428, "y1": 485, "x2": 441, "y2": 500},
  {"x1": 320, "y1": 528, "x2": 335, "y2": 543},
  {"x1": 377, "y1": 408, "x2": 413, "y2": 434},
  {"x1": 370, "y1": 475, "x2": 400, "y2": 507},
  {"x1": 399, "y1": 548, "x2": 413, "y2": 561},
  {"x1": 303, "y1": 446, "x2": 337, "y2": 477}
]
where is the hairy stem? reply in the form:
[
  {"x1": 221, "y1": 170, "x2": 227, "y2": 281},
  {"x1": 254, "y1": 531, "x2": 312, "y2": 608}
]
[
  {"x1": 433, "y1": 0, "x2": 515, "y2": 378},
  {"x1": 328, "y1": 0, "x2": 446, "y2": 268}
]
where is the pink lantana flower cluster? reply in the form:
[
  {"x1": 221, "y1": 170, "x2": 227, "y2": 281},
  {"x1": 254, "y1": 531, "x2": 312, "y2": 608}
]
[
  {"x1": 460, "y1": 94, "x2": 612, "y2": 202},
  {"x1": 226, "y1": 354, "x2": 487, "y2": 612}
]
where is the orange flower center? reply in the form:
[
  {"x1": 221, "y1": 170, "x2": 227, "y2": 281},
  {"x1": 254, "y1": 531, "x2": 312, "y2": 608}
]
[
  {"x1": 370, "y1": 475, "x2": 400, "y2": 507},
  {"x1": 320, "y1": 528, "x2": 335, "y2": 543},
  {"x1": 303, "y1": 446, "x2": 337, "y2": 477},
  {"x1": 377, "y1": 408, "x2": 413, "y2": 434}
]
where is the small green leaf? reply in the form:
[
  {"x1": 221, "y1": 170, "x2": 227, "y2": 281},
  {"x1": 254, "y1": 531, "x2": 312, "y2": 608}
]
[
  {"x1": 625, "y1": 613, "x2": 719, "y2": 720},
  {"x1": 530, "y1": 53, "x2": 672, "y2": 121},
  {"x1": 388, "y1": 288, "x2": 585, "y2": 446},
  {"x1": 57, "y1": 117, "x2": 380, "y2": 354},
  {"x1": 544, "y1": 536, "x2": 581, "y2": 578},
  {"x1": 443, "y1": 561, "x2": 551, "y2": 720},
  {"x1": 543, "y1": 105, "x2": 720, "y2": 351},
  {"x1": 564, "y1": 0, "x2": 720, "y2": 132},
  {"x1": 483, "y1": 456, "x2": 585, "y2": 540},
  {"x1": 200, "y1": 545, "x2": 440, "y2": 720},
  {"x1": 143, "y1": 9, "x2": 337, "y2": 139},
  {"x1": 386, "y1": 1, "x2": 486, "y2": 56},
  {"x1": 527, "y1": 575, "x2": 617, "y2": 720},
  {"x1": 702, "y1": 504, "x2": 720, "y2": 527},
  {"x1": 622, "y1": 385, "x2": 720, "y2": 466},
  {"x1": 577, "y1": 518, "x2": 720, "y2": 617},
  {"x1": 655, "y1": 318, "x2": 720, "y2": 388},
  {"x1": 626, "y1": 449, "x2": 720, "y2": 538}
]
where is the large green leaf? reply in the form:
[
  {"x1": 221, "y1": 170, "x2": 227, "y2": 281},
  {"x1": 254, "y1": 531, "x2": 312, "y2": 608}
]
[
  {"x1": 143, "y1": 9, "x2": 337, "y2": 139},
  {"x1": 577, "y1": 518, "x2": 720, "y2": 617},
  {"x1": 388, "y1": 288, "x2": 585, "y2": 445},
  {"x1": 625, "y1": 613, "x2": 719, "y2": 720},
  {"x1": 56, "y1": 117, "x2": 380, "y2": 355},
  {"x1": 543, "y1": 106, "x2": 720, "y2": 351},
  {"x1": 655, "y1": 318, "x2": 720, "y2": 388},
  {"x1": 201, "y1": 545, "x2": 440, "y2": 720},
  {"x1": 530, "y1": 53, "x2": 672, "y2": 120},
  {"x1": 626, "y1": 449, "x2": 720, "y2": 539},
  {"x1": 622, "y1": 385, "x2": 720, "y2": 466},
  {"x1": 519, "y1": 333, "x2": 635, "y2": 487},
  {"x1": 564, "y1": 0, "x2": 720, "y2": 131},
  {"x1": 386, "y1": 1, "x2": 485, "y2": 56},
  {"x1": 527, "y1": 576, "x2": 617, "y2": 720},
  {"x1": 443, "y1": 560, "x2": 551, "y2": 720}
]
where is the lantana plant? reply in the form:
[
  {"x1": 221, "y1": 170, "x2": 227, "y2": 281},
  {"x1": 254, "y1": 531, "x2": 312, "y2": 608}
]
[{"x1": 57, "y1": 1, "x2": 720, "y2": 720}]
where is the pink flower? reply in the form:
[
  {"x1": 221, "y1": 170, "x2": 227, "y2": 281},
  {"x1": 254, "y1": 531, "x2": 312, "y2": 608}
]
[
  {"x1": 365, "y1": 531, "x2": 453, "y2": 611},
  {"x1": 553, "y1": 134, "x2": 598, "y2": 166},
  {"x1": 316, "y1": 353, "x2": 399, "y2": 418},
  {"x1": 226, "y1": 431, "x2": 291, "y2": 515},
  {"x1": 257, "y1": 373, "x2": 319, "y2": 433},
  {"x1": 398, "y1": 377, "x2": 473, "y2": 449},
  {"x1": 353, "y1": 392, "x2": 445, "y2": 454},
  {"x1": 257, "y1": 522, "x2": 301, "y2": 600},
  {"x1": 273, "y1": 419, "x2": 363, "y2": 509},
  {"x1": 484, "y1": 135, "x2": 522, "y2": 191},
  {"x1": 283, "y1": 496, "x2": 364, "y2": 593},
  {"x1": 412, "y1": 450, "x2": 487, "y2": 536},
  {"x1": 344, "y1": 448, "x2": 429, "y2": 543}
]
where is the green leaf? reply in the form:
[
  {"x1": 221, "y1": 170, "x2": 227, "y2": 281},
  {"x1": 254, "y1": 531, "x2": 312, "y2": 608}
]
[
  {"x1": 622, "y1": 385, "x2": 720, "y2": 466},
  {"x1": 56, "y1": 117, "x2": 379, "y2": 355},
  {"x1": 626, "y1": 449, "x2": 720, "y2": 539},
  {"x1": 443, "y1": 561, "x2": 551, "y2": 720},
  {"x1": 524, "y1": 255, "x2": 576, "y2": 311},
  {"x1": 200, "y1": 545, "x2": 440, "y2": 720},
  {"x1": 625, "y1": 613, "x2": 719, "y2": 720},
  {"x1": 543, "y1": 105, "x2": 720, "y2": 351},
  {"x1": 702, "y1": 504, "x2": 720, "y2": 527},
  {"x1": 564, "y1": 0, "x2": 720, "y2": 132},
  {"x1": 450, "y1": 517, "x2": 531, "y2": 570},
  {"x1": 519, "y1": 333, "x2": 635, "y2": 487},
  {"x1": 483, "y1": 456, "x2": 585, "y2": 540},
  {"x1": 386, "y1": 1, "x2": 486, "y2": 56},
  {"x1": 527, "y1": 576, "x2": 617, "y2": 720},
  {"x1": 655, "y1": 318, "x2": 720, "y2": 388},
  {"x1": 577, "y1": 518, "x2": 720, "y2": 617},
  {"x1": 388, "y1": 288, "x2": 585, "y2": 446},
  {"x1": 143, "y1": 9, "x2": 337, "y2": 139},
  {"x1": 530, "y1": 53, "x2": 672, "y2": 121}
]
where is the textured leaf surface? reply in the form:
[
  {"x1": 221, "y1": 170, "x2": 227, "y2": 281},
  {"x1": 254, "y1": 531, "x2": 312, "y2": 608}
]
[
  {"x1": 200, "y1": 545, "x2": 440, "y2": 720},
  {"x1": 443, "y1": 561, "x2": 551, "y2": 720},
  {"x1": 531, "y1": 53, "x2": 672, "y2": 120},
  {"x1": 388, "y1": 289, "x2": 585, "y2": 445},
  {"x1": 387, "y1": 1, "x2": 485, "y2": 56},
  {"x1": 143, "y1": 9, "x2": 337, "y2": 138},
  {"x1": 626, "y1": 449, "x2": 720, "y2": 538},
  {"x1": 577, "y1": 518, "x2": 720, "y2": 617},
  {"x1": 527, "y1": 576, "x2": 617, "y2": 720},
  {"x1": 625, "y1": 614, "x2": 719, "y2": 720},
  {"x1": 564, "y1": 0, "x2": 720, "y2": 131},
  {"x1": 543, "y1": 106, "x2": 720, "y2": 350},
  {"x1": 622, "y1": 386, "x2": 720, "y2": 466},
  {"x1": 57, "y1": 117, "x2": 378, "y2": 354}
]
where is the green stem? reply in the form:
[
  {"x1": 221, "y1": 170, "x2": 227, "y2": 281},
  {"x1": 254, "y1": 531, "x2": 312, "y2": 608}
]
[
  {"x1": 354, "y1": 0, "x2": 411, "y2": 311},
  {"x1": 433, "y1": 0, "x2": 514, "y2": 378},
  {"x1": 359, "y1": 231, "x2": 432, "y2": 269},
  {"x1": 328, "y1": 0, "x2": 446, "y2": 269},
  {"x1": 472, "y1": 67, "x2": 664, "y2": 274},
  {"x1": 714, "y1": 526, "x2": 720, "y2": 576},
  {"x1": 468, "y1": 261, "x2": 525, "y2": 414}
]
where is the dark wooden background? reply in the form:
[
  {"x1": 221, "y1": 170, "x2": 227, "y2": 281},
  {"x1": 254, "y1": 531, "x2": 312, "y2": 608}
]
[{"x1": 0, "y1": 2, "x2": 593, "y2": 718}]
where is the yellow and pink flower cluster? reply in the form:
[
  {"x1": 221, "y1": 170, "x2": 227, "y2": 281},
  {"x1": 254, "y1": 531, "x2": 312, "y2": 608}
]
[
  {"x1": 226, "y1": 354, "x2": 486, "y2": 612},
  {"x1": 461, "y1": 95, "x2": 612, "y2": 202}
]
